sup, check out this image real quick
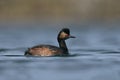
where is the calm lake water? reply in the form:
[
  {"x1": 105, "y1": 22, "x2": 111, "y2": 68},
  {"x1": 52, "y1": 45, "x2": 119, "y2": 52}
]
[{"x1": 0, "y1": 22, "x2": 120, "y2": 80}]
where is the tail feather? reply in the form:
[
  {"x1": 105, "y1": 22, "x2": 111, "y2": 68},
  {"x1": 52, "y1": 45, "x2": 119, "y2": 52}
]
[{"x1": 24, "y1": 48, "x2": 30, "y2": 55}]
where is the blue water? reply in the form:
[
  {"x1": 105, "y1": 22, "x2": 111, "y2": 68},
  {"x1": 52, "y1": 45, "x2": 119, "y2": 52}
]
[{"x1": 0, "y1": 22, "x2": 120, "y2": 80}]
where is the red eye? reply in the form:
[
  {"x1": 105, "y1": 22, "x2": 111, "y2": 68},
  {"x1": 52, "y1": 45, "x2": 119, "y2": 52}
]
[{"x1": 65, "y1": 34, "x2": 69, "y2": 37}]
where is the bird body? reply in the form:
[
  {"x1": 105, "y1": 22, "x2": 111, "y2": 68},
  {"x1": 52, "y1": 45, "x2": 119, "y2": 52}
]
[{"x1": 25, "y1": 28, "x2": 75, "y2": 56}]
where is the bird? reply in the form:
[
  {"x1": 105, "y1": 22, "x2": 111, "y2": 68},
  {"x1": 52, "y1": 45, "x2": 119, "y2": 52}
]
[{"x1": 24, "y1": 28, "x2": 75, "y2": 56}]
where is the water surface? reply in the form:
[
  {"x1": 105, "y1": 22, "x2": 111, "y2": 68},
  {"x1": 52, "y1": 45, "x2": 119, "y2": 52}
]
[{"x1": 0, "y1": 22, "x2": 120, "y2": 80}]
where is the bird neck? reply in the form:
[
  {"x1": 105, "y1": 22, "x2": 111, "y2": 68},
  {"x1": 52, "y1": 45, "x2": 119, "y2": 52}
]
[{"x1": 58, "y1": 39, "x2": 68, "y2": 54}]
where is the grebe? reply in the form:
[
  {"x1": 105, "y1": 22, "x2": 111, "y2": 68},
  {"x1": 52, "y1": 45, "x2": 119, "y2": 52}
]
[{"x1": 25, "y1": 28, "x2": 75, "y2": 56}]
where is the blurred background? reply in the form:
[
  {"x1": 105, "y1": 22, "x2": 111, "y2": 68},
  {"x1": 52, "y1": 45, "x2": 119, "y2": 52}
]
[
  {"x1": 0, "y1": 0, "x2": 120, "y2": 24},
  {"x1": 0, "y1": 1, "x2": 120, "y2": 80}
]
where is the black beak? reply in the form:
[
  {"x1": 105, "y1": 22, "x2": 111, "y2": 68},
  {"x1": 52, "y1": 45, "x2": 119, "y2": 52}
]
[{"x1": 69, "y1": 35, "x2": 76, "y2": 38}]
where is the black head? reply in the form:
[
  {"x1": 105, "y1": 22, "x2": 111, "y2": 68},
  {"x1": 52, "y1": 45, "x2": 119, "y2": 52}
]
[
  {"x1": 61, "y1": 28, "x2": 70, "y2": 35},
  {"x1": 58, "y1": 28, "x2": 75, "y2": 40}
]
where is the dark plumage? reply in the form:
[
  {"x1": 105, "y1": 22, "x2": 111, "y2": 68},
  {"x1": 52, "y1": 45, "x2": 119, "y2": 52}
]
[{"x1": 25, "y1": 28, "x2": 75, "y2": 56}]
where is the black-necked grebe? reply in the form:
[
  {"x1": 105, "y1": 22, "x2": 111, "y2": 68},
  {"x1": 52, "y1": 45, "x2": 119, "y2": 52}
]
[{"x1": 25, "y1": 28, "x2": 75, "y2": 56}]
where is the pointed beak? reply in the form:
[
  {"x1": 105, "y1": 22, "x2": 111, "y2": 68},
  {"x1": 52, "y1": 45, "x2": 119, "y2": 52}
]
[{"x1": 69, "y1": 35, "x2": 76, "y2": 38}]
